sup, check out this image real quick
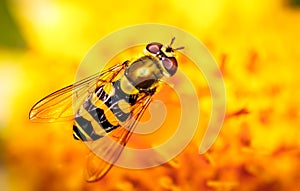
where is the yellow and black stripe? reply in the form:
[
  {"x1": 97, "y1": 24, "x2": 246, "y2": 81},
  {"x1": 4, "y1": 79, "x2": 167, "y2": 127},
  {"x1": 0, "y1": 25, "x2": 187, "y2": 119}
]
[{"x1": 73, "y1": 79, "x2": 138, "y2": 141}]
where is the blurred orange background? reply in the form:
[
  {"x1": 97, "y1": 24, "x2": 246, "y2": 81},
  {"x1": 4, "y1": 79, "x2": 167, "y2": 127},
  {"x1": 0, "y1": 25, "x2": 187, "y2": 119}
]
[{"x1": 1, "y1": 0, "x2": 300, "y2": 190}]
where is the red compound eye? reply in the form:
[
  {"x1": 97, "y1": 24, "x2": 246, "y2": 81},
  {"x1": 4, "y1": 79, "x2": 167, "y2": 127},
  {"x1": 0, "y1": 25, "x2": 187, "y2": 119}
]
[
  {"x1": 162, "y1": 57, "x2": 178, "y2": 76},
  {"x1": 146, "y1": 42, "x2": 163, "y2": 54}
]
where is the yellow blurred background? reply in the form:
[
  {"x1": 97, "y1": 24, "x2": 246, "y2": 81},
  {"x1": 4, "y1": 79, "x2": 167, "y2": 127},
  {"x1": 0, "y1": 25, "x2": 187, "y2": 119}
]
[{"x1": 1, "y1": 0, "x2": 300, "y2": 190}]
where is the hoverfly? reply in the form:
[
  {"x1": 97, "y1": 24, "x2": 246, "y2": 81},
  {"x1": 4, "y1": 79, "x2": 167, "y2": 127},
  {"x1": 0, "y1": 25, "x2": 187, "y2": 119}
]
[{"x1": 29, "y1": 37, "x2": 184, "y2": 182}]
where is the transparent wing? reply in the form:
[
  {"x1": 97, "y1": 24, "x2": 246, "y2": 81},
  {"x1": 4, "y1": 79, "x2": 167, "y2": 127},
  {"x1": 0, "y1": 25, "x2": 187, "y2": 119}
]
[
  {"x1": 84, "y1": 94, "x2": 153, "y2": 182},
  {"x1": 29, "y1": 62, "x2": 127, "y2": 122}
]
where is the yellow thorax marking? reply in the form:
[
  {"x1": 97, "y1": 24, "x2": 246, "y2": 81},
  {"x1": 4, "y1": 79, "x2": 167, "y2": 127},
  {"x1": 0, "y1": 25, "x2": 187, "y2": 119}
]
[{"x1": 120, "y1": 76, "x2": 139, "y2": 95}]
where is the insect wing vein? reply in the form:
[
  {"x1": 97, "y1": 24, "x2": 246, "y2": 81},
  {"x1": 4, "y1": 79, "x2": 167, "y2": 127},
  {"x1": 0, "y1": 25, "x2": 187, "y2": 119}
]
[
  {"x1": 29, "y1": 63, "x2": 126, "y2": 122},
  {"x1": 84, "y1": 94, "x2": 152, "y2": 182}
]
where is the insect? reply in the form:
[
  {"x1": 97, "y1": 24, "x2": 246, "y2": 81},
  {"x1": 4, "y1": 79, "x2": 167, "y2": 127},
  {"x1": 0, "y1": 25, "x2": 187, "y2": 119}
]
[{"x1": 29, "y1": 37, "x2": 184, "y2": 182}]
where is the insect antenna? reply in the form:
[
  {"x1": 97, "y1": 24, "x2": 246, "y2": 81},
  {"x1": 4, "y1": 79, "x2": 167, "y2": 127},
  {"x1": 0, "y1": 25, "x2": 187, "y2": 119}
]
[
  {"x1": 169, "y1": 37, "x2": 176, "y2": 47},
  {"x1": 175, "y1": 46, "x2": 185, "y2": 50},
  {"x1": 169, "y1": 37, "x2": 185, "y2": 50}
]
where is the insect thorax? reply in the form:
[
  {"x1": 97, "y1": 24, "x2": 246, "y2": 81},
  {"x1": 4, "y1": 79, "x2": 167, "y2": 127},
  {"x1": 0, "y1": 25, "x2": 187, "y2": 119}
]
[{"x1": 124, "y1": 55, "x2": 164, "y2": 91}]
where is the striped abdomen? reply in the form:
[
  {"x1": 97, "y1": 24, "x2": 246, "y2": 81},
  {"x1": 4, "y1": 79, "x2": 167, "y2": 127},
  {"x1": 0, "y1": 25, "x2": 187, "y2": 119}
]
[{"x1": 73, "y1": 79, "x2": 138, "y2": 141}]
